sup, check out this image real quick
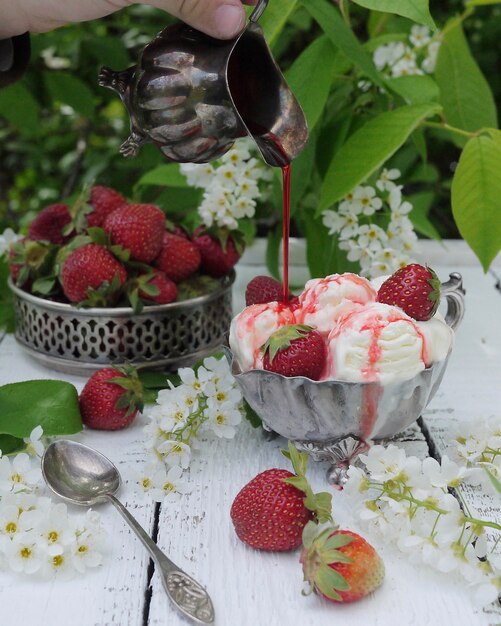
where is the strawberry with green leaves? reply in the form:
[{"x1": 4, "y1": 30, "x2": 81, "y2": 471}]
[
  {"x1": 192, "y1": 229, "x2": 241, "y2": 278},
  {"x1": 376, "y1": 263, "x2": 441, "y2": 321},
  {"x1": 79, "y1": 366, "x2": 144, "y2": 430},
  {"x1": 301, "y1": 522, "x2": 385, "y2": 603},
  {"x1": 27, "y1": 203, "x2": 74, "y2": 244},
  {"x1": 86, "y1": 185, "x2": 127, "y2": 228},
  {"x1": 230, "y1": 443, "x2": 332, "y2": 551},
  {"x1": 9, "y1": 239, "x2": 58, "y2": 291},
  {"x1": 60, "y1": 243, "x2": 127, "y2": 305},
  {"x1": 262, "y1": 324, "x2": 326, "y2": 380}
]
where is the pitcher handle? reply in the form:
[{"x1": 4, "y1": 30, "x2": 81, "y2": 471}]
[
  {"x1": 249, "y1": 0, "x2": 268, "y2": 22},
  {"x1": 441, "y1": 272, "x2": 466, "y2": 331}
]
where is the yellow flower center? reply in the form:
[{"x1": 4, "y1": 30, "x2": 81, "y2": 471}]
[
  {"x1": 11, "y1": 473, "x2": 23, "y2": 483},
  {"x1": 78, "y1": 545, "x2": 88, "y2": 554},
  {"x1": 173, "y1": 445, "x2": 182, "y2": 454},
  {"x1": 48, "y1": 531, "x2": 59, "y2": 543},
  {"x1": 163, "y1": 482, "x2": 175, "y2": 493},
  {"x1": 216, "y1": 414, "x2": 225, "y2": 425},
  {"x1": 20, "y1": 547, "x2": 32, "y2": 559},
  {"x1": 5, "y1": 522, "x2": 17, "y2": 534},
  {"x1": 52, "y1": 555, "x2": 64, "y2": 567},
  {"x1": 216, "y1": 392, "x2": 226, "y2": 402},
  {"x1": 142, "y1": 478, "x2": 151, "y2": 489}
]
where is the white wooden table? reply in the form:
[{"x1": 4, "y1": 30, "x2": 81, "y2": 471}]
[{"x1": 0, "y1": 240, "x2": 500, "y2": 626}]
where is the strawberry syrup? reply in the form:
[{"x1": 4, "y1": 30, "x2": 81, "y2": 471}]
[{"x1": 281, "y1": 164, "x2": 291, "y2": 302}]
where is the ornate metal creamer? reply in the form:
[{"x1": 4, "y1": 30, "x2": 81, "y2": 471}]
[{"x1": 98, "y1": 0, "x2": 308, "y2": 167}]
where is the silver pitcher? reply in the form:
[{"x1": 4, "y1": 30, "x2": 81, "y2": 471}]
[{"x1": 98, "y1": 0, "x2": 308, "y2": 167}]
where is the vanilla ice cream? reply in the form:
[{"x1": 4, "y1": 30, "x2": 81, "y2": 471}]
[
  {"x1": 229, "y1": 302, "x2": 296, "y2": 371},
  {"x1": 294, "y1": 273, "x2": 376, "y2": 335},
  {"x1": 326, "y1": 302, "x2": 452, "y2": 384}
]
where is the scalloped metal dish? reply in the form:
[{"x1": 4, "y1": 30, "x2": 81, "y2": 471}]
[{"x1": 9, "y1": 272, "x2": 234, "y2": 376}]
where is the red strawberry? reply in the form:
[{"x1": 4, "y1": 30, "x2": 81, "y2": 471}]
[
  {"x1": 301, "y1": 525, "x2": 385, "y2": 603},
  {"x1": 155, "y1": 233, "x2": 201, "y2": 282},
  {"x1": 103, "y1": 203, "x2": 165, "y2": 263},
  {"x1": 60, "y1": 243, "x2": 127, "y2": 304},
  {"x1": 28, "y1": 204, "x2": 73, "y2": 244},
  {"x1": 262, "y1": 324, "x2": 326, "y2": 380},
  {"x1": 139, "y1": 269, "x2": 177, "y2": 304},
  {"x1": 79, "y1": 366, "x2": 144, "y2": 430},
  {"x1": 86, "y1": 185, "x2": 127, "y2": 228},
  {"x1": 192, "y1": 232, "x2": 241, "y2": 278},
  {"x1": 230, "y1": 443, "x2": 332, "y2": 551},
  {"x1": 245, "y1": 275, "x2": 292, "y2": 306},
  {"x1": 376, "y1": 263, "x2": 441, "y2": 321}
]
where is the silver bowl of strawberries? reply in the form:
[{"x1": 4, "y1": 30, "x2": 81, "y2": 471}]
[
  {"x1": 8, "y1": 185, "x2": 240, "y2": 376},
  {"x1": 228, "y1": 268, "x2": 465, "y2": 485}
]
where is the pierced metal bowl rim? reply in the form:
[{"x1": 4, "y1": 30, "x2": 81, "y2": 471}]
[{"x1": 8, "y1": 270, "x2": 235, "y2": 317}]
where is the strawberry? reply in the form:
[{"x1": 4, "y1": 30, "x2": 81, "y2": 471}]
[
  {"x1": 86, "y1": 185, "x2": 127, "y2": 228},
  {"x1": 245, "y1": 275, "x2": 292, "y2": 306},
  {"x1": 192, "y1": 231, "x2": 241, "y2": 278},
  {"x1": 155, "y1": 233, "x2": 201, "y2": 283},
  {"x1": 376, "y1": 263, "x2": 441, "y2": 321},
  {"x1": 103, "y1": 203, "x2": 165, "y2": 263},
  {"x1": 262, "y1": 324, "x2": 326, "y2": 380},
  {"x1": 230, "y1": 443, "x2": 332, "y2": 551},
  {"x1": 79, "y1": 366, "x2": 144, "y2": 430},
  {"x1": 60, "y1": 243, "x2": 127, "y2": 304},
  {"x1": 301, "y1": 523, "x2": 385, "y2": 603},
  {"x1": 138, "y1": 269, "x2": 177, "y2": 305},
  {"x1": 28, "y1": 204, "x2": 73, "y2": 244}
]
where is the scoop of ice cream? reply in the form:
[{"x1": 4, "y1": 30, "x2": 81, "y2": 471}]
[
  {"x1": 229, "y1": 302, "x2": 296, "y2": 371},
  {"x1": 326, "y1": 301, "x2": 452, "y2": 384},
  {"x1": 294, "y1": 273, "x2": 376, "y2": 335},
  {"x1": 417, "y1": 311, "x2": 454, "y2": 365}
]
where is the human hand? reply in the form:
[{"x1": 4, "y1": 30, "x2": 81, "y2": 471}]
[{"x1": 0, "y1": 0, "x2": 258, "y2": 40}]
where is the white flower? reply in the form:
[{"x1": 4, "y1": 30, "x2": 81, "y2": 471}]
[
  {"x1": 409, "y1": 25, "x2": 432, "y2": 48},
  {"x1": 180, "y1": 163, "x2": 215, "y2": 188},
  {"x1": 352, "y1": 186, "x2": 383, "y2": 216},
  {"x1": 376, "y1": 168, "x2": 401, "y2": 192},
  {"x1": 322, "y1": 210, "x2": 344, "y2": 235},
  {"x1": 37, "y1": 503, "x2": 75, "y2": 556},
  {"x1": 206, "y1": 402, "x2": 241, "y2": 438},
  {"x1": 391, "y1": 48, "x2": 422, "y2": 77},
  {"x1": 4, "y1": 532, "x2": 43, "y2": 574},
  {"x1": 422, "y1": 40, "x2": 441, "y2": 74},
  {"x1": 178, "y1": 368, "x2": 204, "y2": 395},
  {"x1": 357, "y1": 224, "x2": 387, "y2": 251},
  {"x1": 71, "y1": 529, "x2": 103, "y2": 573},
  {"x1": 156, "y1": 440, "x2": 191, "y2": 469},
  {"x1": 23, "y1": 425, "x2": 45, "y2": 458},
  {"x1": 149, "y1": 465, "x2": 190, "y2": 502},
  {"x1": 0, "y1": 453, "x2": 41, "y2": 494},
  {"x1": 235, "y1": 178, "x2": 260, "y2": 199},
  {"x1": 422, "y1": 456, "x2": 468, "y2": 489},
  {"x1": 215, "y1": 164, "x2": 239, "y2": 191},
  {"x1": 233, "y1": 196, "x2": 256, "y2": 219},
  {"x1": 373, "y1": 42, "x2": 406, "y2": 71},
  {"x1": 0, "y1": 228, "x2": 20, "y2": 257},
  {"x1": 360, "y1": 444, "x2": 411, "y2": 482}
]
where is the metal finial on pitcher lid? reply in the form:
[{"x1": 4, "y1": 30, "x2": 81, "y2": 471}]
[{"x1": 98, "y1": 0, "x2": 308, "y2": 167}]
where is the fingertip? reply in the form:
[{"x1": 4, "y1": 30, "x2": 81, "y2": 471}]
[{"x1": 214, "y1": 4, "x2": 246, "y2": 39}]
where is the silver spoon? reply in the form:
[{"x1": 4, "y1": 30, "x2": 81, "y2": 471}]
[{"x1": 42, "y1": 439, "x2": 215, "y2": 625}]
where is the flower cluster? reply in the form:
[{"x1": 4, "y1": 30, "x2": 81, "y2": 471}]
[
  {"x1": 180, "y1": 139, "x2": 273, "y2": 231},
  {"x1": 373, "y1": 25, "x2": 441, "y2": 78},
  {"x1": 451, "y1": 416, "x2": 501, "y2": 496},
  {"x1": 0, "y1": 428, "x2": 106, "y2": 579},
  {"x1": 138, "y1": 355, "x2": 243, "y2": 502},
  {"x1": 345, "y1": 444, "x2": 501, "y2": 606},
  {"x1": 322, "y1": 168, "x2": 419, "y2": 278},
  {"x1": 0, "y1": 228, "x2": 21, "y2": 258}
]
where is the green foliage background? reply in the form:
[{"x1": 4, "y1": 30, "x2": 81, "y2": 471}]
[{"x1": 0, "y1": 0, "x2": 500, "y2": 274}]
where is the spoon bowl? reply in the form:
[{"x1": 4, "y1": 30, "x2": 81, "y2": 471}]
[{"x1": 42, "y1": 439, "x2": 120, "y2": 506}]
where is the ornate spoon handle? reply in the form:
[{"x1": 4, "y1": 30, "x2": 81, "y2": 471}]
[{"x1": 106, "y1": 494, "x2": 215, "y2": 624}]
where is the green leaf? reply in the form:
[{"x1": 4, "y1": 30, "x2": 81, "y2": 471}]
[
  {"x1": 407, "y1": 191, "x2": 441, "y2": 240},
  {"x1": 260, "y1": 0, "x2": 299, "y2": 45},
  {"x1": 0, "y1": 258, "x2": 15, "y2": 334},
  {"x1": 351, "y1": 0, "x2": 435, "y2": 29},
  {"x1": 86, "y1": 36, "x2": 131, "y2": 69},
  {"x1": 285, "y1": 35, "x2": 338, "y2": 131},
  {"x1": 466, "y1": 0, "x2": 501, "y2": 5},
  {"x1": 0, "y1": 434, "x2": 26, "y2": 456},
  {"x1": 32, "y1": 276, "x2": 57, "y2": 295},
  {"x1": 138, "y1": 371, "x2": 171, "y2": 389},
  {"x1": 302, "y1": 520, "x2": 320, "y2": 549},
  {"x1": 302, "y1": 0, "x2": 383, "y2": 86},
  {"x1": 484, "y1": 468, "x2": 501, "y2": 494},
  {"x1": 242, "y1": 398, "x2": 262, "y2": 428},
  {"x1": 137, "y1": 164, "x2": 189, "y2": 188},
  {"x1": 44, "y1": 71, "x2": 95, "y2": 120},
  {"x1": 386, "y1": 75, "x2": 439, "y2": 105},
  {"x1": 451, "y1": 132, "x2": 501, "y2": 271},
  {"x1": 0, "y1": 82, "x2": 40, "y2": 135},
  {"x1": 435, "y1": 21, "x2": 497, "y2": 136},
  {"x1": 0, "y1": 380, "x2": 82, "y2": 438},
  {"x1": 315, "y1": 564, "x2": 349, "y2": 600},
  {"x1": 319, "y1": 103, "x2": 441, "y2": 210}
]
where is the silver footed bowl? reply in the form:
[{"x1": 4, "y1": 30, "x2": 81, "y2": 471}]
[{"x1": 227, "y1": 272, "x2": 465, "y2": 486}]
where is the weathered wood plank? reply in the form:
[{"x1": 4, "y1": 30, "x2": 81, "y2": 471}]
[{"x1": 0, "y1": 335, "x2": 154, "y2": 626}]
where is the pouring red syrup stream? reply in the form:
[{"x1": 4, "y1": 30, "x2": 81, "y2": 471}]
[{"x1": 281, "y1": 163, "x2": 291, "y2": 302}]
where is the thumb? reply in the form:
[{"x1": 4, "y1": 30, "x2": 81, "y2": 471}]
[{"x1": 144, "y1": 0, "x2": 248, "y2": 40}]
